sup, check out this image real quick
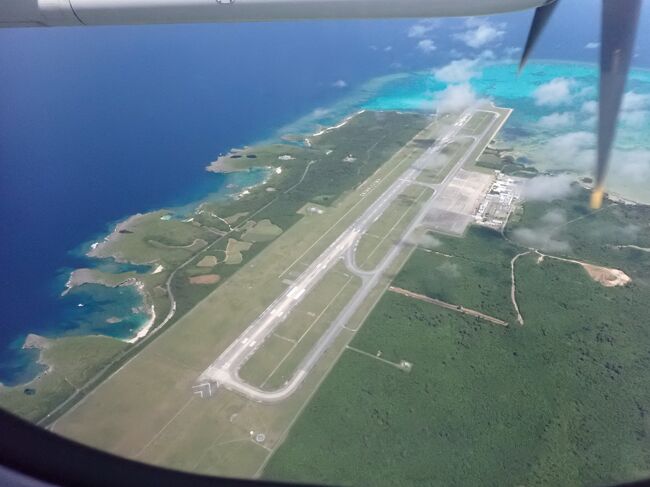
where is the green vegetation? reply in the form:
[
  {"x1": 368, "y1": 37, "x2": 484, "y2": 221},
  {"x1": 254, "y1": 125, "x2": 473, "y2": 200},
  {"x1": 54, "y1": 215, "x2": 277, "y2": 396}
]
[
  {"x1": 238, "y1": 334, "x2": 294, "y2": 386},
  {"x1": 223, "y1": 238, "x2": 253, "y2": 265},
  {"x1": 417, "y1": 138, "x2": 472, "y2": 185},
  {"x1": 196, "y1": 255, "x2": 218, "y2": 268},
  {"x1": 461, "y1": 111, "x2": 492, "y2": 135},
  {"x1": 241, "y1": 219, "x2": 283, "y2": 243},
  {"x1": 264, "y1": 193, "x2": 650, "y2": 486},
  {"x1": 476, "y1": 149, "x2": 539, "y2": 178},
  {"x1": 38, "y1": 109, "x2": 443, "y2": 474},
  {"x1": 394, "y1": 227, "x2": 518, "y2": 322},
  {"x1": 356, "y1": 185, "x2": 433, "y2": 271},
  {"x1": 507, "y1": 186, "x2": 650, "y2": 277},
  {"x1": 0, "y1": 110, "x2": 430, "y2": 424},
  {"x1": 0, "y1": 335, "x2": 128, "y2": 421}
]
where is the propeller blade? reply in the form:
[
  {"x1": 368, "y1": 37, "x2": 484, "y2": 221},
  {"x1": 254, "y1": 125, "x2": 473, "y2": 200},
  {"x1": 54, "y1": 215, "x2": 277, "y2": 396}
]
[
  {"x1": 591, "y1": 0, "x2": 642, "y2": 209},
  {"x1": 518, "y1": 0, "x2": 560, "y2": 73}
]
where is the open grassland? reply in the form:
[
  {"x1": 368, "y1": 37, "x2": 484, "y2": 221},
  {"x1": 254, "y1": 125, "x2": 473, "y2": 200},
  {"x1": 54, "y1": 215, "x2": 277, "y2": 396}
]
[
  {"x1": 355, "y1": 184, "x2": 433, "y2": 271},
  {"x1": 236, "y1": 262, "x2": 360, "y2": 389},
  {"x1": 0, "y1": 336, "x2": 128, "y2": 421},
  {"x1": 264, "y1": 198, "x2": 650, "y2": 486},
  {"x1": 42, "y1": 111, "x2": 462, "y2": 477},
  {"x1": 0, "y1": 110, "x2": 432, "y2": 424},
  {"x1": 416, "y1": 138, "x2": 472, "y2": 185}
]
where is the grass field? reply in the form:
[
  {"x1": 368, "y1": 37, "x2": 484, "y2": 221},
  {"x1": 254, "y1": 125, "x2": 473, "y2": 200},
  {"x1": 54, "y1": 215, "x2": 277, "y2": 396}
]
[
  {"x1": 7, "y1": 106, "x2": 519, "y2": 481},
  {"x1": 355, "y1": 184, "x2": 433, "y2": 271},
  {"x1": 0, "y1": 336, "x2": 128, "y2": 421},
  {"x1": 0, "y1": 110, "x2": 434, "y2": 424},
  {"x1": 40, "y1": 110, "x2": 460, "y2": 477},
  {"x1": 264, "y1": 196, "x2": 650, "y2": 486}
]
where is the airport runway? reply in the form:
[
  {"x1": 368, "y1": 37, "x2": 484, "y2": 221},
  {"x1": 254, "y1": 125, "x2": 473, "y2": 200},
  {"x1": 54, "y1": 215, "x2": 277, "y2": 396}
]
[{"x1": 197, "y1": 107, "x2": 504, "y2": 402}]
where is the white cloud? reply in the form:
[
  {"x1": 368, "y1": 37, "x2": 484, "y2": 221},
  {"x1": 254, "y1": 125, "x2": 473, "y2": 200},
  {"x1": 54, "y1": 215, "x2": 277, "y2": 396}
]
[
  {"x1": 310, "y1": 107, "x2": 331, "y2": 119},
  {"x1": 384, "y1": 46, "x2": 393, "y2": 52},
  {"x1": 532, "y1": 77, "x2": 575, "y2": 106},
  {"x1": 585, "y1": 42, "x2": 600, "y2": 49},
  {"x1": 417, "y1": 39, "x2": 437, "y2": 54},
  {"x1": 331, "y1": 80, "x2": 347, "y2": 89},
  {"x1": 433, "y1": 58, "x2": 479, "y2": 83},
  {"x1": 616, "y1": 149, "x2": 650, "y2": 180},
  {"x1": 621, "y1": 110, "x2": 649, "y2": 128},
  {"x1": 437, "y1": 261, "x2": 460, "y2": 278},
  {"x1": 600, "y1": 91, "x2": 650, "y2": 127},
  {"x1": 576, "y1": 86, "x2": 596, "y2": 99},
  {"x1": 622, "y1": 91, "x2": 650, "y2": 111},
  {"x1": 512, "y1": 228, "x2": 571, "y2": 253},
  {"x1": 581, "y1": 100, "x2": 598, "y2": 115},
  {"x1": 408, "y1": 20, "x2": 438, "y2": 38},
  {"x1": 522, "y1": 175, "x2": 575, "y2": 201},
  {"x1": 504, "y1": 46, "x2": 522, "y2": 59},
  {"x1": 537, "y1": 135, "x2": 650, "y2": 192},
  {"x1": 512, "y1": 208, "x2": 572, "y2": 253},
  {"x1": 546, "y1": 131, "x2": 596, "y2": 169},
  {"x1": 449, "y1": 48, "x2": 464, "y2": 59},
  {"x1": 454, "y1": 18, "x2": 505, "y2": 49},
  {"x1": 537, "y1": 112, "x2": 576, "y2": 130},
  {"x1": 408, "y1": 24, "x2": 430, "y2": 38},
  {"x1": 479, "y1": 49, "x2": 496, "y2": 61},
  {"x1": 540, "y1": 208, "x2": 569, "y2": 225},
  {"x1": 409, "y1": 233, "x2": 442, "y2": 249},
  {"x1": 434, "y1": 83, "x2": 489, "y2": 114},
  {"x1": 464, "y1": 17, "x2": 487, "y2": 28}
]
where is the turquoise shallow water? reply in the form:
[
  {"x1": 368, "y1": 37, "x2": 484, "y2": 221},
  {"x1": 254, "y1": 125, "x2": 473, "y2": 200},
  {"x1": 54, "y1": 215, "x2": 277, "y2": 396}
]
[
  {"x1": 47, "y1": 60, "x2": 650, "y2": 345},
  {"x1": 363, "y1": 61, "x2": 650, "y2": 202},
  {"x1": 4, "y1": 59, "x2": 650, "y2": 386}
]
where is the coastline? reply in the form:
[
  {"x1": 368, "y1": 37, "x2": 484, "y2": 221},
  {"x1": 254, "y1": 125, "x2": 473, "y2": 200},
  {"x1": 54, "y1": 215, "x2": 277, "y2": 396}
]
[
  {"x1": 6, "y1": 59, "x2": 650, "y2": 387},
  {"x1": 124, "y1": 281, "x2": 156, "y2": 344},
  {"x1": 87, "y1": 212, "x2": 163, "y2": 263},
  {"x1": 63, "y1": 108, "x2": 382, "y2": 347},
  {"x1": 61, "y1": 268, "x2": 137, "y2": 296},
  {"x1": 18, "y1": 334, "x2": 53, "y2": 387},
  {"x1": 63, "y1": 156, "x2": 275, "y2": 346}
]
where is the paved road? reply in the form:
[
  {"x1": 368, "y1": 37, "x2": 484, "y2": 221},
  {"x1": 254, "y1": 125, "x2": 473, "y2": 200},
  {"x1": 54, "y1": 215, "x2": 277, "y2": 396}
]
[{"x1": 197, "y1": 108, "x2": 504, "y2": 402}]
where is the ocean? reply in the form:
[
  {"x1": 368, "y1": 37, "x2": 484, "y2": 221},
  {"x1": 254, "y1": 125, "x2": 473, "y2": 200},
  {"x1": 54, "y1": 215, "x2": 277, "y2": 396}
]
[{"x1": 1, "y1": 1, "x2": 649, "y2": 385}]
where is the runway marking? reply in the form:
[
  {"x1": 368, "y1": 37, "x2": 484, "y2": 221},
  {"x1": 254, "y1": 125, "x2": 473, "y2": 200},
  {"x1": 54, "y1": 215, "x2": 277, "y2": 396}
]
[
  {"x1": 203, "y1": 107, "x2": 505, "y2": 401},
  {"x1": 251, "y1": 108, "x2": 510, "y2": 475},
  {"x1": 260, "y1": 276, "x2": 355, "y2": 388},
  {"x1": 357, "y1": 185, "x2": 430, "y2": 271},
  {"x1": 277, "y1": 120, "x2": 439, "y2": 280},
  {"x1": 190, "y1": 431, "x2": 226, "y2": 470},
  {"x1": 253, "y1": 326, "x2": 358, "y2": 479},
  {"x1": 134, "y1": 396, "x2": 195, "y2": 459},
  {"x1": 272, "y1": 333, "x2": 296, "y2": 344}
]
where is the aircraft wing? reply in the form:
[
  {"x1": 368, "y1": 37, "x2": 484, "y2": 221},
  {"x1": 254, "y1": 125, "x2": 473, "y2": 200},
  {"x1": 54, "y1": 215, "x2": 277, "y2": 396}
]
[{"x1": 1, "y1": 0, "x2": 549, "y2": 28}]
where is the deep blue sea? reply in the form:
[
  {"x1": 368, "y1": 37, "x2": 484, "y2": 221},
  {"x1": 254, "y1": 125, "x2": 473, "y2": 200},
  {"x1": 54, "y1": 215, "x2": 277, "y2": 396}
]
[{"x1": 1, "y1": 0, "x2": 649, "y2": 385}]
